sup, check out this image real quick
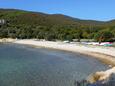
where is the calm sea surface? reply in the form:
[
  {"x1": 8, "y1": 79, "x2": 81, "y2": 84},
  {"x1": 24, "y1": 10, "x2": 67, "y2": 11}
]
[{"x1": 0, "y1": 44, "x2": 108, "y2": 86}]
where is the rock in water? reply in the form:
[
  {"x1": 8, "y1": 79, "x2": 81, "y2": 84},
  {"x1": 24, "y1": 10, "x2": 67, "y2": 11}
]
[{"x1": 87, "y1": 67, "x2": 115, "y2": 84}]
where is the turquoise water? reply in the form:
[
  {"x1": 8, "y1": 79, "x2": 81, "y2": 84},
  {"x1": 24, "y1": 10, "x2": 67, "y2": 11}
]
[{"x1": 0, "y1": 44, "x2": 108, "y2": 86}]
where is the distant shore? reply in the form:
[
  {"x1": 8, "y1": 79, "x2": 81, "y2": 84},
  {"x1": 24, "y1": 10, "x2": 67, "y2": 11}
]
[
  {"x1": 0, "y1": 38, "x2": 16, "y2": 43},
  {"x1": 13, "y1": 39, "x2": 115, "y2": 66}
]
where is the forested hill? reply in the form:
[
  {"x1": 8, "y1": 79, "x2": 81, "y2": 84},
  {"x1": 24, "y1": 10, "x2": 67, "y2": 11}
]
[
  {"x1": 0, "y1": 9, "x2": 115, "y2": 42},
  {"x1": 0, "y1": 8, "x2": 104, "y2": 26}
]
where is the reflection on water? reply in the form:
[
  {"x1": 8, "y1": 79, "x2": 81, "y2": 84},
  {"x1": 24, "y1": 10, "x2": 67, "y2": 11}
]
[{"x1": 0, "y1": 44, "x2": 108, "y2": 86}]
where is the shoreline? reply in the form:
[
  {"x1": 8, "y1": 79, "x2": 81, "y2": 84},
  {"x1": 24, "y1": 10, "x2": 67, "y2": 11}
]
[
  {"x1": 14, "y1": 39, "x2": 115, "y2": 66},
  {"x1": 2, "y1": 39, "x2": 115, "y2": 83}
]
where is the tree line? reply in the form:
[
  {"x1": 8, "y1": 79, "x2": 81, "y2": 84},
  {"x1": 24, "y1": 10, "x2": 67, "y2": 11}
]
[{"x1": 0, "y1": 24, "x2": 115, "y2": 42}]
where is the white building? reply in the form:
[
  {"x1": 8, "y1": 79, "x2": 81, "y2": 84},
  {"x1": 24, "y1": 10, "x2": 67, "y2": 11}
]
[{"x1": 0, "y1": 19, "x2": 6, "y2": 24}]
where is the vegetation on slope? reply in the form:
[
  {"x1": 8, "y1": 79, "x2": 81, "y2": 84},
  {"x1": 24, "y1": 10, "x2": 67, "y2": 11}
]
[{"x1": 0, "y1": 9, "x2": 115, "y2": 42}]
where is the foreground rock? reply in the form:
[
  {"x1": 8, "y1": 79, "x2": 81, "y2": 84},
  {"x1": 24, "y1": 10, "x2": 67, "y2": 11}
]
[
  {"x1": 75, "y1": 67, "x2": 115, "y2": 86},
  {"x1": 87, "y1": 67, "x2": 115, "y2": 83},
  {"x1": 87, "y1": 67, "x2": 115, "y2": 85}
]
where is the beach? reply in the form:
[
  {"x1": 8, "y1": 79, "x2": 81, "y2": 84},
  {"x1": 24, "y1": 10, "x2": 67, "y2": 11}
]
[
  {"x1": 0, "y1": 43, "x2": 108, "y2": 86},
  {"x1": 13, "y1": 39, "x2": 115, "y2": 84},
  {"x1": 14, "y1": 39, "x2": 115, "y2": 66},
  {"x1": 1, "y1": 39, "x2": 115, "y2": 84}
]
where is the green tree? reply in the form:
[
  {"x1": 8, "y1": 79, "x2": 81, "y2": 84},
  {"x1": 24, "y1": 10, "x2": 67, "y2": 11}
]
[{"x1": 94, "y1": 30, "x2": 114, "y2": 43}]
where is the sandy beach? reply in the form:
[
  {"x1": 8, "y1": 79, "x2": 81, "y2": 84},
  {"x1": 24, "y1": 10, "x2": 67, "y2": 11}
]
[
  {"x1": 1, "y1": 39, "x2": 115, "y2": 82},
  {"x1": 14, "y1": 39, "x2": 115, "y2": 66},
  {"x1": 14, "y1": 39, "x2": 115, "y2": 83}
]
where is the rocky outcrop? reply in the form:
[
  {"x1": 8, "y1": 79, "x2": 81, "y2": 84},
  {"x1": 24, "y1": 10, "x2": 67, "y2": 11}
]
[
  {"x1": 87, "y1": 67, "x2": 115, "y2": 84},
  {"x1": 75, "y1": 67, "x2": 115, "y2": 86}
]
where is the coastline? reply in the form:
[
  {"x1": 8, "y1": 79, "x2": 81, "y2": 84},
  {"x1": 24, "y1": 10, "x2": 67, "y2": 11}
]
[
  {"x1": 14, "y1": 39, "x2": 115, "y2": 66},
  {"x1": 2, "y1": 39, "x2": 115, "y2": 83}
]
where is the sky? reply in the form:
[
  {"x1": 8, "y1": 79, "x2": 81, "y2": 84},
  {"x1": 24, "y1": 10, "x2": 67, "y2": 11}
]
[{"x1": 0, "y1": 0, "x2": 115, "y2": 21}]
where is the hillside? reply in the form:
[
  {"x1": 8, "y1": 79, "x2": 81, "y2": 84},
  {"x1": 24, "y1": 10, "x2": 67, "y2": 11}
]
[
  {"x1": 0, "y1": 8, "x2": 105, "y2": 26},
  {"x1": 0, "y1": 9, "x2": 115, "y2": 41}
]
